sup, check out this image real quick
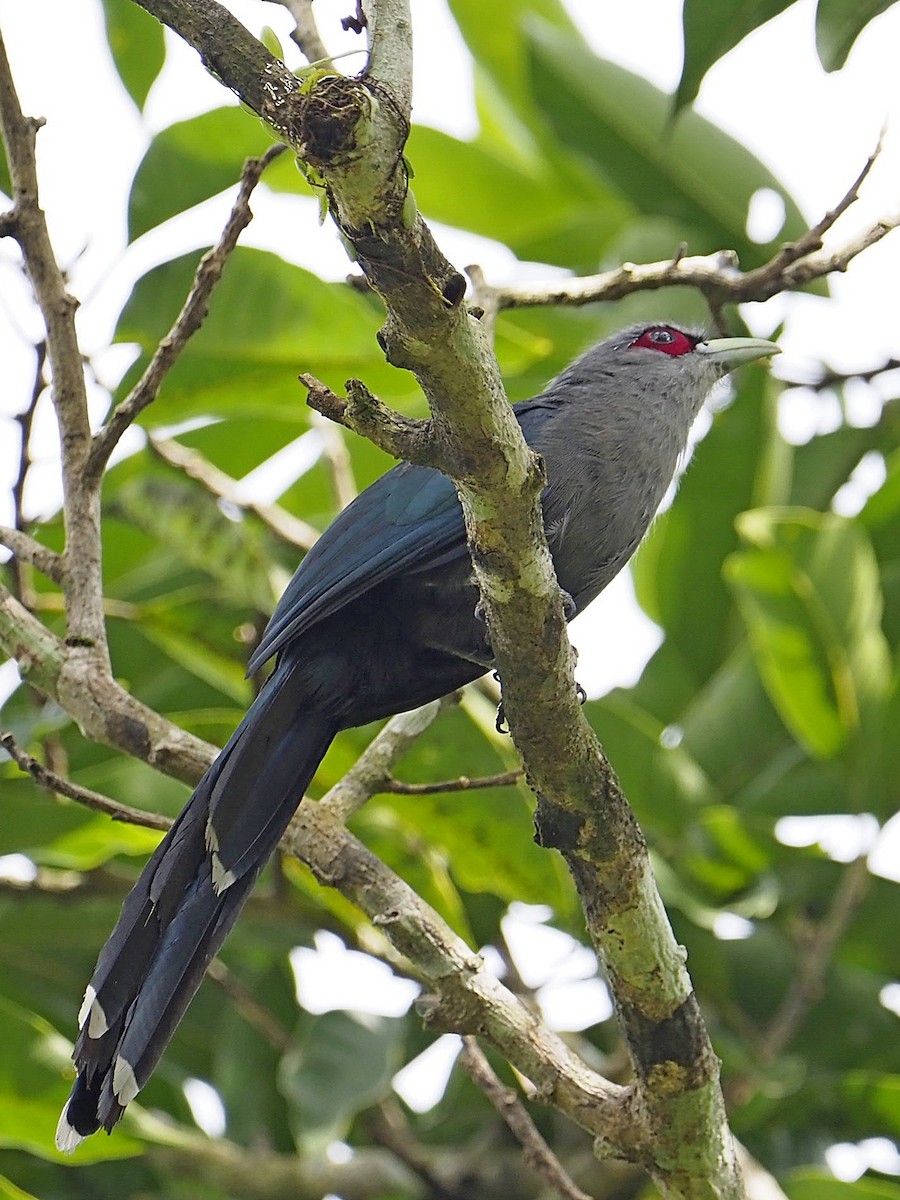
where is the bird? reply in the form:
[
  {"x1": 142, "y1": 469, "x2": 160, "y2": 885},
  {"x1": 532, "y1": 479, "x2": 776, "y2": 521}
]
[{"x1": 56, "y1": 322, "x2": 779, "y2": 1150}]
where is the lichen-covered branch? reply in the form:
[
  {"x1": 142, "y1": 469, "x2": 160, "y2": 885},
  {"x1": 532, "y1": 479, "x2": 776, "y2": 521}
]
[
  {"x1": 281, "y1": 798, "x2": 634, "y2": 1150},
  {"x1": 0, "y1": 524, "x2": 63, "y2": 584},
  {"x1": 466, "y1": 142, "x2": 897, "y2": 330},
  {"x1": 0, "y1": 31, "x2": 106, "y2": 659},
  {"x1": 466, "y1": 209, "x2": 898, "y2": 328}
]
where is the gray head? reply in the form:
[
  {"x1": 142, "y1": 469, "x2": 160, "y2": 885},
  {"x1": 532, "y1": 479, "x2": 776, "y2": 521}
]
[{"x1": 550, "y1": 322, "x2": 780, "y2": 424}]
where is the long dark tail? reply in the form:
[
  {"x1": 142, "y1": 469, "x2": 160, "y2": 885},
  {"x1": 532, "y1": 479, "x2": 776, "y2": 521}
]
[{"x1": 56, "y1": 661, "x2": 337, "y2": 1151}]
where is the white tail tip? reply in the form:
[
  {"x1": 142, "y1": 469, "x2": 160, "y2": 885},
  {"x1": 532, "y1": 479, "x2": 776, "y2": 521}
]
[
  {"x1": 55, "y1": 1108, "x2": 84, "y2": 1154},
  {"x1": 78, "y1": 985, "x2": 109, "y2": 1038},
  {"x1": 211, "y1": 851, "x2": 236, "y2": 895},
  {"x1": 113, "y1": 1054, "x2": 140, "y2": 1107}
]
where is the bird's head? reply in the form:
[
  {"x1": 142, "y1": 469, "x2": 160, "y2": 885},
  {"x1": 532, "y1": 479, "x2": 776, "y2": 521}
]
[
  {"x1": 549, "y1": 322, "x2": 781, "y2": 429},
  {"x1": 613, "y1": 322, "x2": 780, "y2": 398}
]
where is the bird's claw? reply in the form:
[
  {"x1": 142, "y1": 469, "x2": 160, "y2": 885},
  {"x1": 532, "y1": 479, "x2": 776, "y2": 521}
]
[
  {"x1": 560, "y1": 589, "x2": 577, "y2": 621},
  {"x1": 576, "y1": 683, "x2": 587, "y2": 705},
  {"x1": 495, "y1": 700, "x2": 509, "y2": 734}
]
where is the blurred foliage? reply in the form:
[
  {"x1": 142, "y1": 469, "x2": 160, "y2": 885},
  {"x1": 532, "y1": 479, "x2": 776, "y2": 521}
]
[{"x1": 1, "y1": 2, "x2": 899, "y2": 1198}]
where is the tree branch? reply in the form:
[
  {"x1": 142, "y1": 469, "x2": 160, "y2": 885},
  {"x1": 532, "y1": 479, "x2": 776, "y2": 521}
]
[
  {"x1": 310, "y1": 409, "x2": 358, "y2": 508},
  {"x1": 301, "y1": 374, "x2": 439, "y2": 467},
  {"x1": 780, "y1": 357, "x2": 900, "y2": 392},
  {"x1": 281, "y1": 798, "x2": 636, "y2": 1152},
  {"x1": 367, "y1": 1099, "x2": 469, "y2": 1200},
  {"x1": 466, "y1": 206, "x2": 898, "y2": 328},
  {"x1": 264, "y1": 0, "x2": 330, "y2": 63},
  {"x1": 759, "y1": 854, "x2": 870, "y2": 1063},
  {"x1": 149, "y1": 434, "x2": 320, "y2": 551},
  {"x1": 0, "y1": 33, "x2": 106, "y2": 658},
  {"x1": 384, "y1": 768, "x2": 523, "y2": 795},
  {"x1": 319, "y1": 699, "x2": 446, "y2": 821},
  {"x1": 0, "y1": 731, "x2": 172, "y2": 831},
  {"x1": 459, "y1": 1037, "x2": 592, "y2": 1200},
  {"x1": 88, "y1": 142, "x2": 288, "y2": 479},
  {"x1": 0, "y1": 524, "x2": 64, "y2": 584}
]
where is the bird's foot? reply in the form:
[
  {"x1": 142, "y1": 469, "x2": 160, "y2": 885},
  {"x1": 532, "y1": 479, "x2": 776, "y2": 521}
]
[
  {"x1": 560, "y1": 589, "x2": 577, "y2": 620},
  {"x1": 491, "y1": 671, "x2": 509, "y2": 734},
  {"x1": 576, "y1": 683, "x2": 587, "y2": 705}
]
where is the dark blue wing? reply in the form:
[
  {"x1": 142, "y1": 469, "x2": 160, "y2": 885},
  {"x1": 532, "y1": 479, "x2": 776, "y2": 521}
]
[{"x1": 247, "y1": 461, "x2": 466, "y2": 673}]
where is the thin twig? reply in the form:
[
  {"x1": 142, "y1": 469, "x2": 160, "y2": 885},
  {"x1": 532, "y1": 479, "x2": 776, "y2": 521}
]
[
  {"x1": 459, "y1": 1037, "x2": 592, "y2": 1200},
  {"x1": 466, "y1": 146, "x2": 898, "y2": 333},
  {"x1": 384, "y1": 768, "x2": 523, "y2": 795},
  {"x1": 469, "y1": 209, "x2": 899, "y2": 326},
  {"x1": 760, "y1": 854, "x2": 870, "y2": 1062},
  {"x1": 0, "y1": 525, "x2": 64, "y2": 584},
  {"x1": 761, "y1": 131, "x2": 884, "y2": 275},
  {"x1": 265, "y1": 0, "x2": 330, "y2": 62},
  {"x1": 88, "y1": 142, "x2": 288, "y2": 480},
  {"x1": 0, "y1": 32, "x2": 107, "y2": 655},
  {"x1": 1, "y1": 730, "x2": 171, "y2": 831},
  {"x1": 8, "y1": 340, "x2": 46, "y2": 601},
  {"x1": 780, "y1": 357, "x2": 900, "y2": 392},
  {"x1": 149, "y1": 434, "x2": 320, "y2": 551},
  {"x1": 310, "y1": 410, "x2": 358, "y2": 508},
  {"x1": 319, "y1": 699, "x2": 447, "y2": 821},
  {"x1": 205, "y1": 959, "x2": 293, "y2": 1050},
  {"x1": 367, "y1": 1100, "x2": 468, "y2": 1200}
]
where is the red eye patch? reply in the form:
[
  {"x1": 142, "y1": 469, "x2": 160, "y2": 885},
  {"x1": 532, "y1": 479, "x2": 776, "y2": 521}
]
[{"x1": 630, "y1": 327, "x2": 699, "y2": 357}]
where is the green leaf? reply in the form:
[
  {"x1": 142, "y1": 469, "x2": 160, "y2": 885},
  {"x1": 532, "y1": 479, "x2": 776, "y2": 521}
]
[
  {"x1": 279, "y1": 1010, "x2": 404, "y2": 1134},
  {"x1": 815, "y1": 0, "x2": 895, "y2": 71},
  {"x1": 677, "y1": 0, "x2": 794, "y2": 113},
  {"x1": 790, "y1": 423, "x2": 885, "y2": 510},
  {"x1": 0, "y1": 997, "x2": 141, "y2": 1162},
  {"x1": 525, "y1": 20, "x2": 808, "y2": 265},
  {"x1": 405, "y1": 125, "x2": 629, "y2": 270},
  {"x1": 633, "y1": 367, "x2": 787, "y2": 686},
  {"x1": 128, "y1": 107, "x2": 289, "y2": 240},
  {"x1": 842, "y1": 1072, "x2": 900, "y2": 1139},
  {"x1": 137, "y1": 621, "x2": 252, "y2": 705},
  {"x1": 587, "y1": 691, "x2": 719, "y2": 836},
  {"x1": 447, "y1": 0, "x2": 579, "y2": 118},
  {"x1": 115, "y1": 248, "x2": 392, "y2": 425},
  {"x1": 362, "y1": 705, "x2": 566, "y2": 914},
  {"x1": 111, "y1": 473, "x2": 277, "y2": 613},
  {"x1": 725, "y1": 508, "x2": 892, "y2": 757},
  {"x1": 100, "y1": 0, "x2": 166, "y2": 110},
  {"x1": 32, "y1": 815, "x2": 160, "y2": 871},
  {"x1": 679, "y1": 645, "x2": 794, "y2": 801},
  {"x1": 0, "y1": 1175, "x2": 41, "y2": 1200},
  {"x1": 786, "y1": 1172, "x2": 900, "y2": 1200}
]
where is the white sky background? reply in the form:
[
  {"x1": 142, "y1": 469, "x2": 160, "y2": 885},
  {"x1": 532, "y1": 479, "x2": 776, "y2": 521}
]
[{"x1": 1, "y1": 3, "x2": 899, "y2": 1161}]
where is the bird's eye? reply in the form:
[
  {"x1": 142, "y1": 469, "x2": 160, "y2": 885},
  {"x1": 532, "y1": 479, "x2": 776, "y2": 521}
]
[{"x1": 630, "y1": 326, "x2": 698, "y2": 357}]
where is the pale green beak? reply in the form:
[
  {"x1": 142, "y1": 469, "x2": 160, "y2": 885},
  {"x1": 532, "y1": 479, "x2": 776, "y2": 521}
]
[{"x1": 696, "y1": 335, "x2": 781, "y2": 367}]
